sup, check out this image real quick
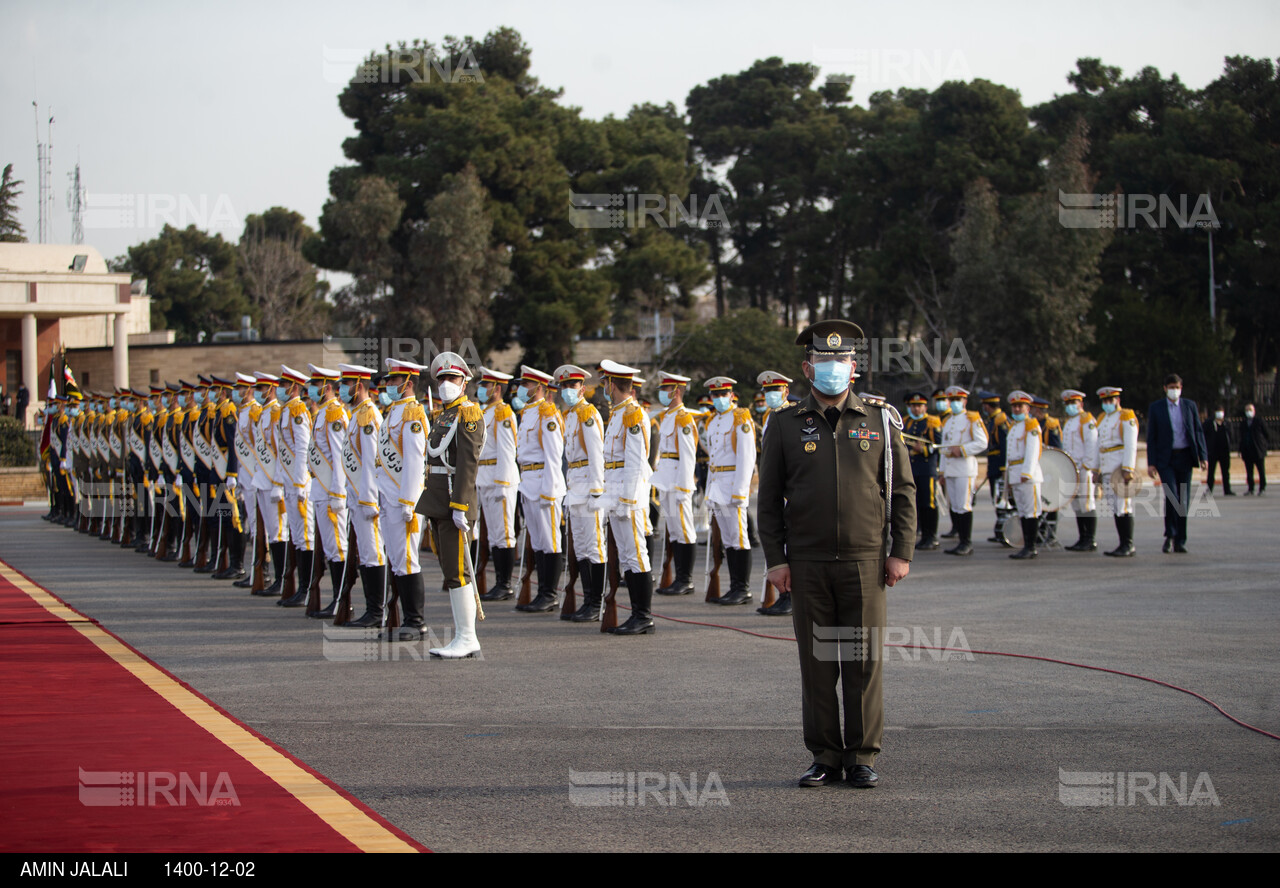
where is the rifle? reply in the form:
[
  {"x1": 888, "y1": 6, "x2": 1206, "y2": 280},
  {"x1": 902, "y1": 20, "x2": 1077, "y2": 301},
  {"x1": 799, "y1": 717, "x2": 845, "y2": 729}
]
[
  {"x1": 306, "y1": 514, "x2": 324, "y2": 614},
  {"x1": 704, "y1": 515, "x2": 723, "y2": 602},
  {"x1": 760, "y1": 572, "x2": 777, "y2": 609},
  {"x1": 251, "y1": 509, "x2": 267, "y2": 593},
  {"x1": 516, "y1": 528, "x2": 535, "y2": 608},
  {"x1": 193, "y1": 486, "x2": 209, "y2": 570},
  {"x1": 333, "y1": 522, "x2": 358, "y2": 626},
  {"x1": 178, "y1": 493, "x2": 194, "y2": 564},
  {"x1": 475, "y1": 509, "x2": 489, "y2": 598},
  {"x1": 559, "y1": 512, "x2": 578, "y2": 620},
  {"x1": 280, "y1": 541, "x2": 296, "y2": 603},
  {"x1": 660, "y1": 528, "x2": 674, "y2": 589},
  {"x1": 601, "y1": 523, "x2": 620, "y2": 633},
  {"x1": 153, "y1": 491, "x2": 170, "y2": 558},
  {"x1": 382, "y1": 570, "x2": 401, "y2": 637}
]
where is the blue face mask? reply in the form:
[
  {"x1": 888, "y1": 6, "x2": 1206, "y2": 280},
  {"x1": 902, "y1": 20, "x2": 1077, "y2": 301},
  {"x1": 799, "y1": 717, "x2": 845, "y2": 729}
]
[
  {"x1": 339, "y1": 383, "x2": 352, "y2": 404},
  {"x1": 108, "y1": 397, "x2": 117, "y2": 410},
  {"x1": 1064, "y1": 403, "x2": 1080, "y2": 417},
  {"x1": 908, "y1": 407, "x2": 926, "y2": 420},
  {"x1": 658, "y1": 390, "x2": 672, "y2": 407},
  {"x1": 1012, "y1": 411, "x2": 1026, "y2": 423},
  {"x1": 68, "y1": 406, "x2": 80, "y2": 416},
  {"x1": 379, "y1": 391, "x2": 393, "y2": 407},
  {"x1": 1102, "y1": 402, "x2": 1117, "y2": 414},
  {"x1": 475, "y1": 386, "x2": 489, "y2": 404},
  {"x1": 950, "y1": 401, "x2": 965, "y2": 415},
  {"x1": 385, "y1": 385, "x2": 400, "y2": 402},
  {"x1": 561, "y1": 388, "x2": 580, "y2": 408},
  {"x1": 934, "y1": 399, "x2": 948, "y2": 413},
  {"x1": 755, "y1": 404, "x2": 766, "y2": 414},
  {"x1": 193, "y1": 391, "x2": 205, "y2": 406},
  {"x1": 712, "y1": 395, "x2": 732, "y2": 413},
  {"x1": 176, "y1": 394, "x2": 187, "y2": 409},
  {"x1": 232, "y1": 390, "x2": 243, "y2": 405},
  {"x1": 276, "y1": 385, "x2": 289, "y2": 402},
  {"x1": 765, "y1": 391, "x2": 785, "y2": 410},
  {"x1": 307, "y1": 384, "x2": 321, "y2": 402},
  {"x1": 810, "y1": 361, "x2": 851, "y2": 397},
  {"x1": 512, "y1": 391, "x2": 528, "y2": 410},
  {"x1": 254, "y1": 390, "x2": 266, "y2": 405}
]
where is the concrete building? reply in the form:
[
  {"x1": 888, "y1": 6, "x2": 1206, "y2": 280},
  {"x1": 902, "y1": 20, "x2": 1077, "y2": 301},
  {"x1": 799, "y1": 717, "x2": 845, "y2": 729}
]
[{"x1": 0, "y1": 244, "x2": 149, "y2": 427}]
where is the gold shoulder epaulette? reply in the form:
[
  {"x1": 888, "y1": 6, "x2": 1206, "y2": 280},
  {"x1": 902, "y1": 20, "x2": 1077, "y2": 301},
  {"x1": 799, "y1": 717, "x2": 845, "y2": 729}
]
[
  {"x1": 1120, "y1": 408, "x2": 1137, "y2": 422},
  {"x1": 460, "y1": 402, "x2": 484, "y2": 423},
  {"x1": 966, "y1": 410, "x2": 982, "y2": 422},
  {"x1": 732, "y1": 406, "x2": 753, "y2": 424},
  {"x1": 494, "y1": 401, "x2": 513, "y2": 421},
  {"x1": 403, "y1": 400, "x2": 427, "y2": 423},
  {"x1": 325, "y1": 402, "x2": 346, "y2": 424},
  {"x1": 927, "y1": 414, "x2": 942, "y2": 429},
  {"x1": 1025, "y1": 417, "x2": 1041, "y2": 433}
]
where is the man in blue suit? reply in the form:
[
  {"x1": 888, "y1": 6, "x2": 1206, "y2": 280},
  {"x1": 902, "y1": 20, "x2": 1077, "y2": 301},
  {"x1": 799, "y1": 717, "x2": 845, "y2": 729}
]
[{"x1": 1146, "y1": 374, "x2": 1208, "y2": 553}]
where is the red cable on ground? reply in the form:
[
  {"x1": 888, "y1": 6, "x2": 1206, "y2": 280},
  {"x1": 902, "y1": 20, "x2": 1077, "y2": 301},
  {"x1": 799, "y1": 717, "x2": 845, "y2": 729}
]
[{"x1": 648, "y1": 608, "x2": 1280, "y2": 743}]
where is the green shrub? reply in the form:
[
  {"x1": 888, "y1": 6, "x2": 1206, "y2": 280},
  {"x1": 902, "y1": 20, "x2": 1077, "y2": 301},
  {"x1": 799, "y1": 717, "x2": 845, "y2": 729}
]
[{"x1": 0, "y1": 415, "x2": 37, "y2": 467}]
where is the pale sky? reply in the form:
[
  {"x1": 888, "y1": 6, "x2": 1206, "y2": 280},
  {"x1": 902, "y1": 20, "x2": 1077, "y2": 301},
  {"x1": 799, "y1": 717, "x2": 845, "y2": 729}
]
[{"x1": 3, "y1": 0, "x2": 1277, "y2": 271}]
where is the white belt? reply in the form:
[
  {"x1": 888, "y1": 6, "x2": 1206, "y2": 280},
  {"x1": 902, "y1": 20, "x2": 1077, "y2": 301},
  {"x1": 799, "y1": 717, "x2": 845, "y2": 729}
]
[{"x1": 429, "y1": 465, "x2": 453, "y2": 475}]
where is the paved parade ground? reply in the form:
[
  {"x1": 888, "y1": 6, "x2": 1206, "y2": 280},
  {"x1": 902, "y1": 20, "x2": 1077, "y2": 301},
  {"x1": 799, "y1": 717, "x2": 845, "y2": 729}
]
[{"x1": 2, "y1": 492, "x2": 1277, "y2": 854}]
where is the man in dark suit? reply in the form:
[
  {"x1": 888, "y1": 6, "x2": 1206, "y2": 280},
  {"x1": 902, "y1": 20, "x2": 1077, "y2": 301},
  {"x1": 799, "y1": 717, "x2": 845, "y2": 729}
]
[
  {"x1": 1146, "y1": 374, "x2": 1208, "y2": 553},
  {"x1": 1203, "y1": 407, "x2": 1236, "y2": 495},
  {"x1": 1240, "y1": 403, "x2": 1269, "y2": 495}
]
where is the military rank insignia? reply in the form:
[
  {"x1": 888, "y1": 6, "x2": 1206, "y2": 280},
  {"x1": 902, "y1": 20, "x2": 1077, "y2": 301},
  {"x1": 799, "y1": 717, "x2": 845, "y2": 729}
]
[
  {"x1": 585, "y1": 418, "x2": 594, "y2": 426},
  {"x1": 546, "y1": 422, "x2": 556, "y2": 431},
  {"x1": 466, "y1": 421, "x2": 479, "y2": 432},
  {"x1": 294, "y1": 415, "x2": 303, "y2": 424},
  {"x1": 504, "y1": 419, "x2": 512, "y2": 428},
  {"x1": 804, "y1": 441, "x2": 816, "y2": 453},
  {"x1": 741, "y1": 423, "x2": 750, "y2": 433},
  {"x1": 682, "y1": 426, "x2": 691, "y2": 434},
  {"x1": 409, "y1": 421, "x2": 422, "y2": 433},
  {"x1": 332, "y1": 421, "x2": 343, "y2": 432},
  {"x1": 629, "y1": 424, "x2": 640, "y2": 434},
  {"x1": 849, "y1": 429, "x2": 881, "y2": 440},
  {"x1": 363, "y1": 424, "x2": 374, "y2": 435}
]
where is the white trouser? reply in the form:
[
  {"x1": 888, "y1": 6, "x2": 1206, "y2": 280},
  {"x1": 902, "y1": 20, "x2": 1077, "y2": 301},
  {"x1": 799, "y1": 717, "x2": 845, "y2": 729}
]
[
  {"x1": 521, "y1": 491, "x2": 563, "y2": 554},
  {"x1": 566, "y1": 502, "x2": 607, "y2": 565},
  {"x1": 1072, "y1": 475, "x2": 1097, "y2": 515},
  {"x1": 312, "y1": 495, "x2": 348, "y2": 561},
  {"x1": 1011, "y1": 481, "x2": 1041, "y2": 519},
  {"x1": 943, "y1": 476, "x2": 977, "y2": 514},
  {"x1": 659, "y1": 489, "x2": 697, "y2": 544},
  {"x1": 480, "y1": 486, "x2": 517, "y2": 548},
  {"x1": 255, "y1": 487, "x2": 289, "y2": 542},
  {"x1": 378, "y1": 491, "x2": 421, "y2": 576},
  {"x1": 709, "y1": 500, "x2": 749, "y2": 549},
  {"x1": 346, "y1": 494, "x2": 386, "y2": 567},
  {"x1": 284, "y1": 492, "x2": 312, "y2": 550},
  {"x1": 609, "y1": 506, "x2": 651, "y2": 574}
]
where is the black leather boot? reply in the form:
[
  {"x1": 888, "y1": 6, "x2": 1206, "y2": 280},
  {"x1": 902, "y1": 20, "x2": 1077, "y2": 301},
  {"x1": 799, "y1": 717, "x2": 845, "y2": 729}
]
[
  {"x1": 571, "y1": 560, "x2": 603, "y2": 622},
  {"x1": 281, "y1": 545, "x2": 313, "y2": 607},
  {"x1": 390, "y1": 572, "x2": 425, "y2": 641},
  {"x1": 1105, "y1": 515, "x2": 1136, "y2": 557},
  {"x1": 945, "y1": 512, "x2": 974, "y2": 556},
  {"x1": 524, "y1": 551, "x2": 562, "y2": 613},
  {"x1": 717, "y1": 547, "x2": 753, "y2": 605},
  {"x1": 657, "y1": 543, "x2": 696, "y2": 595},
  {"x1": 516, "y1": 551, "x2": 547, "y2": 611},
  {"x1": 481, "y1": 546, "x2": 516, "y2": 601},
  {"x1": 312, "y1": 561, "x2": 345, "y2": 619},
  {"x1": 346, "y1": 565, "x2": 387, "y2": 627},
  {"x1": 610, "y1": 570, "x2": 655, "y2": 635},
  {"x1": 1010, "y1": 517, "x2": 1039, "y2": 559},
  {"x1": 258, "y1": 541, "x2": 287, "y2": 596}
]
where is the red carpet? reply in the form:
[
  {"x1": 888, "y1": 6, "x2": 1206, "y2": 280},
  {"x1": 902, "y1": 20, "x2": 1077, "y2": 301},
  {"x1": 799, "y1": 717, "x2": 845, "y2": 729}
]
[{"x1": 0, "y1": 559, "x2": 425, "y2": 853}]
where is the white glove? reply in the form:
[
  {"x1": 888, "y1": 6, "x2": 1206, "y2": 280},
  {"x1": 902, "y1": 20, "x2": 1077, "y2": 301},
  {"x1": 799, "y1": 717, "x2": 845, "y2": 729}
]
[
  {"x1": 360, "y1": 503, "x2": 379, "y2": 521},
  {"x1": 452, "y1": 509, "x2": 470, "y2": 534},
  {"x1": 400, "y1": 504, "x2": 415, "y2": 525},
  {"x1": 60, "y1": 460, "x2": 68, "y2": 471},
  {"x1": 226, "y1": 476, "x2": 237, "y2": 493},
  {"x1": 614, "y1": 501, "x2": 632, "y2": 519},
  {"x1": 174, "y1": 477, "x2": 183, "y2": 491},
  {"x1": 587, "y1": 494, "x2": 605, "y2": 513},
  {"x1": 269, "y1": 486, "x2": 283, "y2": 502}
]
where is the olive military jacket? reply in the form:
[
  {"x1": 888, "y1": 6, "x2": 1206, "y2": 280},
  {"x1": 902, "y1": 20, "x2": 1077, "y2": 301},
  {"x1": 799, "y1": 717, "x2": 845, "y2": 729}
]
[
  {"x1": 415, "y1": 396, "x2": 485, "y2": 522},
  {"x1": 758, "y1": 390, "x2": 916, "y2": 566}
]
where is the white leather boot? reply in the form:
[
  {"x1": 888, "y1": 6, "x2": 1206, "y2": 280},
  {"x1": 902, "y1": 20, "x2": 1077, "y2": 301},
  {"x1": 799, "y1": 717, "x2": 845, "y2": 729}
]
[{"x1": 429, "y1": 584, "x2": 481, "y2": 659}]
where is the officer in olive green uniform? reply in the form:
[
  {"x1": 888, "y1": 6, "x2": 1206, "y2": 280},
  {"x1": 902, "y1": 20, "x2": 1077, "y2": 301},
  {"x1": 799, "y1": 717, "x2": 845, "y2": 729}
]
[{"x1": 757, "y1": 319, "x2": 916, "y2": 789}]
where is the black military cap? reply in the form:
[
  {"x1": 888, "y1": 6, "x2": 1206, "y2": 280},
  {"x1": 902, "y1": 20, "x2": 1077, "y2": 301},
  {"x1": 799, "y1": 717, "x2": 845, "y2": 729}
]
[
  {"x1": 977, "y1": 390, "x2": 1001, "y2": 403},
  {"x1": 795, "y1": 319, "x2": 864, "y2": 356}
]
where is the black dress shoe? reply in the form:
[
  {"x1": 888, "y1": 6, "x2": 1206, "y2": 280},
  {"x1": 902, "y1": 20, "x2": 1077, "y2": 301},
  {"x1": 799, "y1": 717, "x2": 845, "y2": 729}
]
[
  {"x1": 846, "y1": 765, "x2": 879, "y2": 789},
  {"x1": 798, "y1": 763, "x2": 840, "y2": 788},
  {"x1": 1162, "y1": 538, "x2": 1172, "y2": 553},
  {"x1": 1173, "y1": 543, "x2": 1189, "y2": 553},
  {"x1": 757, "y1": 593, "x2": 792, "y2": 616}
]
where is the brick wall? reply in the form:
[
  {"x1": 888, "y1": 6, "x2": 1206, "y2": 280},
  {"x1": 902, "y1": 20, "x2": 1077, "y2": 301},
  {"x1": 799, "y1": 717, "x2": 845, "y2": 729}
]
[{"x1": 0, "y1": 467, "x2": 45, "y2": 499}]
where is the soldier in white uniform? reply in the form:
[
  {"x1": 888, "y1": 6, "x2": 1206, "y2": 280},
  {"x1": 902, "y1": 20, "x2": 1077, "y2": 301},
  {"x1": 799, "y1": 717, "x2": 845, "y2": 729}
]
[
  {"x1": 703, "y1": 376, "x2": 757, "y2": 605},
  {"x1": 231, "y1": 373, "x2": 261, "y2": 588},
  {"x1": 1004, "y1": 391, "x2": 1043, "y2": 559},
  {"x1": 376, "y1": 358, "x2": 429, "y2": 638},
  {"x1": 1090, "y1": 385, "x2": 1139, "y2": 557},
  {"x1": 335, "y1": 364, "x2": 389, "y2": 628},
  {"x1": 1060, "y1": 389, "x2": 1100, "y2": 552},
  {"x1": 652, "y1": 372, "x2": 699, "y2": 597},
  {"x1": 304, "y1": 364, "x2": 350, "y2": 616},
  {"x1": 277, "y1": 365, "x2": 316, "y2": 608},
  {"x1": 250, "y1": 372, "x2": 290, "y2": 595},
  {"x1": 939, "y1": 385, "x2": 989, "y2": 556},
  {"x1": 599, "y1": 360, "x2": 655, "y2": 635},
  {"x1": 474, "y1": 367, "x2": 520, "y2": 602},
  {"x1": 554, "y1": 364, "x2": 608, "y2": 621},
  {"x1": 512, "y1": 366, "x2": 567, "y2": 613}
]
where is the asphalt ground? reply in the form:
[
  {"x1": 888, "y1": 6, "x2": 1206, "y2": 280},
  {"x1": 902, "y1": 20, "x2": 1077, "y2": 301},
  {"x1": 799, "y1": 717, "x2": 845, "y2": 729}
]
[{"x1": 2, "y1": 492, "x2": 1278, "y2": 854}]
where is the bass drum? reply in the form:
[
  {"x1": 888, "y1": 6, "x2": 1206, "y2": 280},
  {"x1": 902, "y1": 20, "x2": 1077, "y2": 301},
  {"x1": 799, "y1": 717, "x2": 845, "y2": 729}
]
[{"x1": 1038, "y1": 447, "x2": 1079, "y2": 513}]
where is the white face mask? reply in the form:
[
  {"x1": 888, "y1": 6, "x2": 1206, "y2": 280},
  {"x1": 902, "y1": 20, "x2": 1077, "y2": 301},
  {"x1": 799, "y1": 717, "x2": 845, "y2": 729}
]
[
  {"x1": 1214, "y1": 411, "x2": 1224, "y2": 421},
  {"x1": 438, "y1": 381, "x2": 463, "y2": 404},
  {"x1": 1165, "y1": 387, "x2": 1181, "y2": 402}
]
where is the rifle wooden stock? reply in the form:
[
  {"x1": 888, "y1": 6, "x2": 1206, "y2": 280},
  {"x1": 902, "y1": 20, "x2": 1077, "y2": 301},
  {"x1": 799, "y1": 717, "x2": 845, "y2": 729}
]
[
  {"x1": 602, "y1": 524, "x2": 619, "y2": 632},
  {"x1": 475, "y1": 510, "x2": 489, "y2": 598},
  {"x1": 517, "y1": 533, "x2": 535, "y2": 608},
  {"x1": 179, "y1": 510, "x2": 194, "y2": 564},
  {"x1": 306, "y1": 516, "x2": 324, "y2": 613},
  {"x1": 333, "y1": 524, "x2": 358, "y2": 626},
  {"x1": 281, "y1": 542, "x2": 296, "y2": 602},
  {"x1": 251, "y1": 510, "x2": 267, "y2": 592},
  {"x1": 153, "y1": 502, "x2": 170, "y2": 559},
  {"x1": 660, "y1": 529, "x2": 674, "y2": 589},
  {"x1": 704, "y1": 515, "x2": 722, "y2": 602},
  {"x1": 762, "y1": 578, "x2": 778, "y2": 609},
  {"x1": 560, "y1": 513, "x2": 578, "y2": 620},
  {"x1": 386, "y1": 573, "x2": 401, "y2": 630}
]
